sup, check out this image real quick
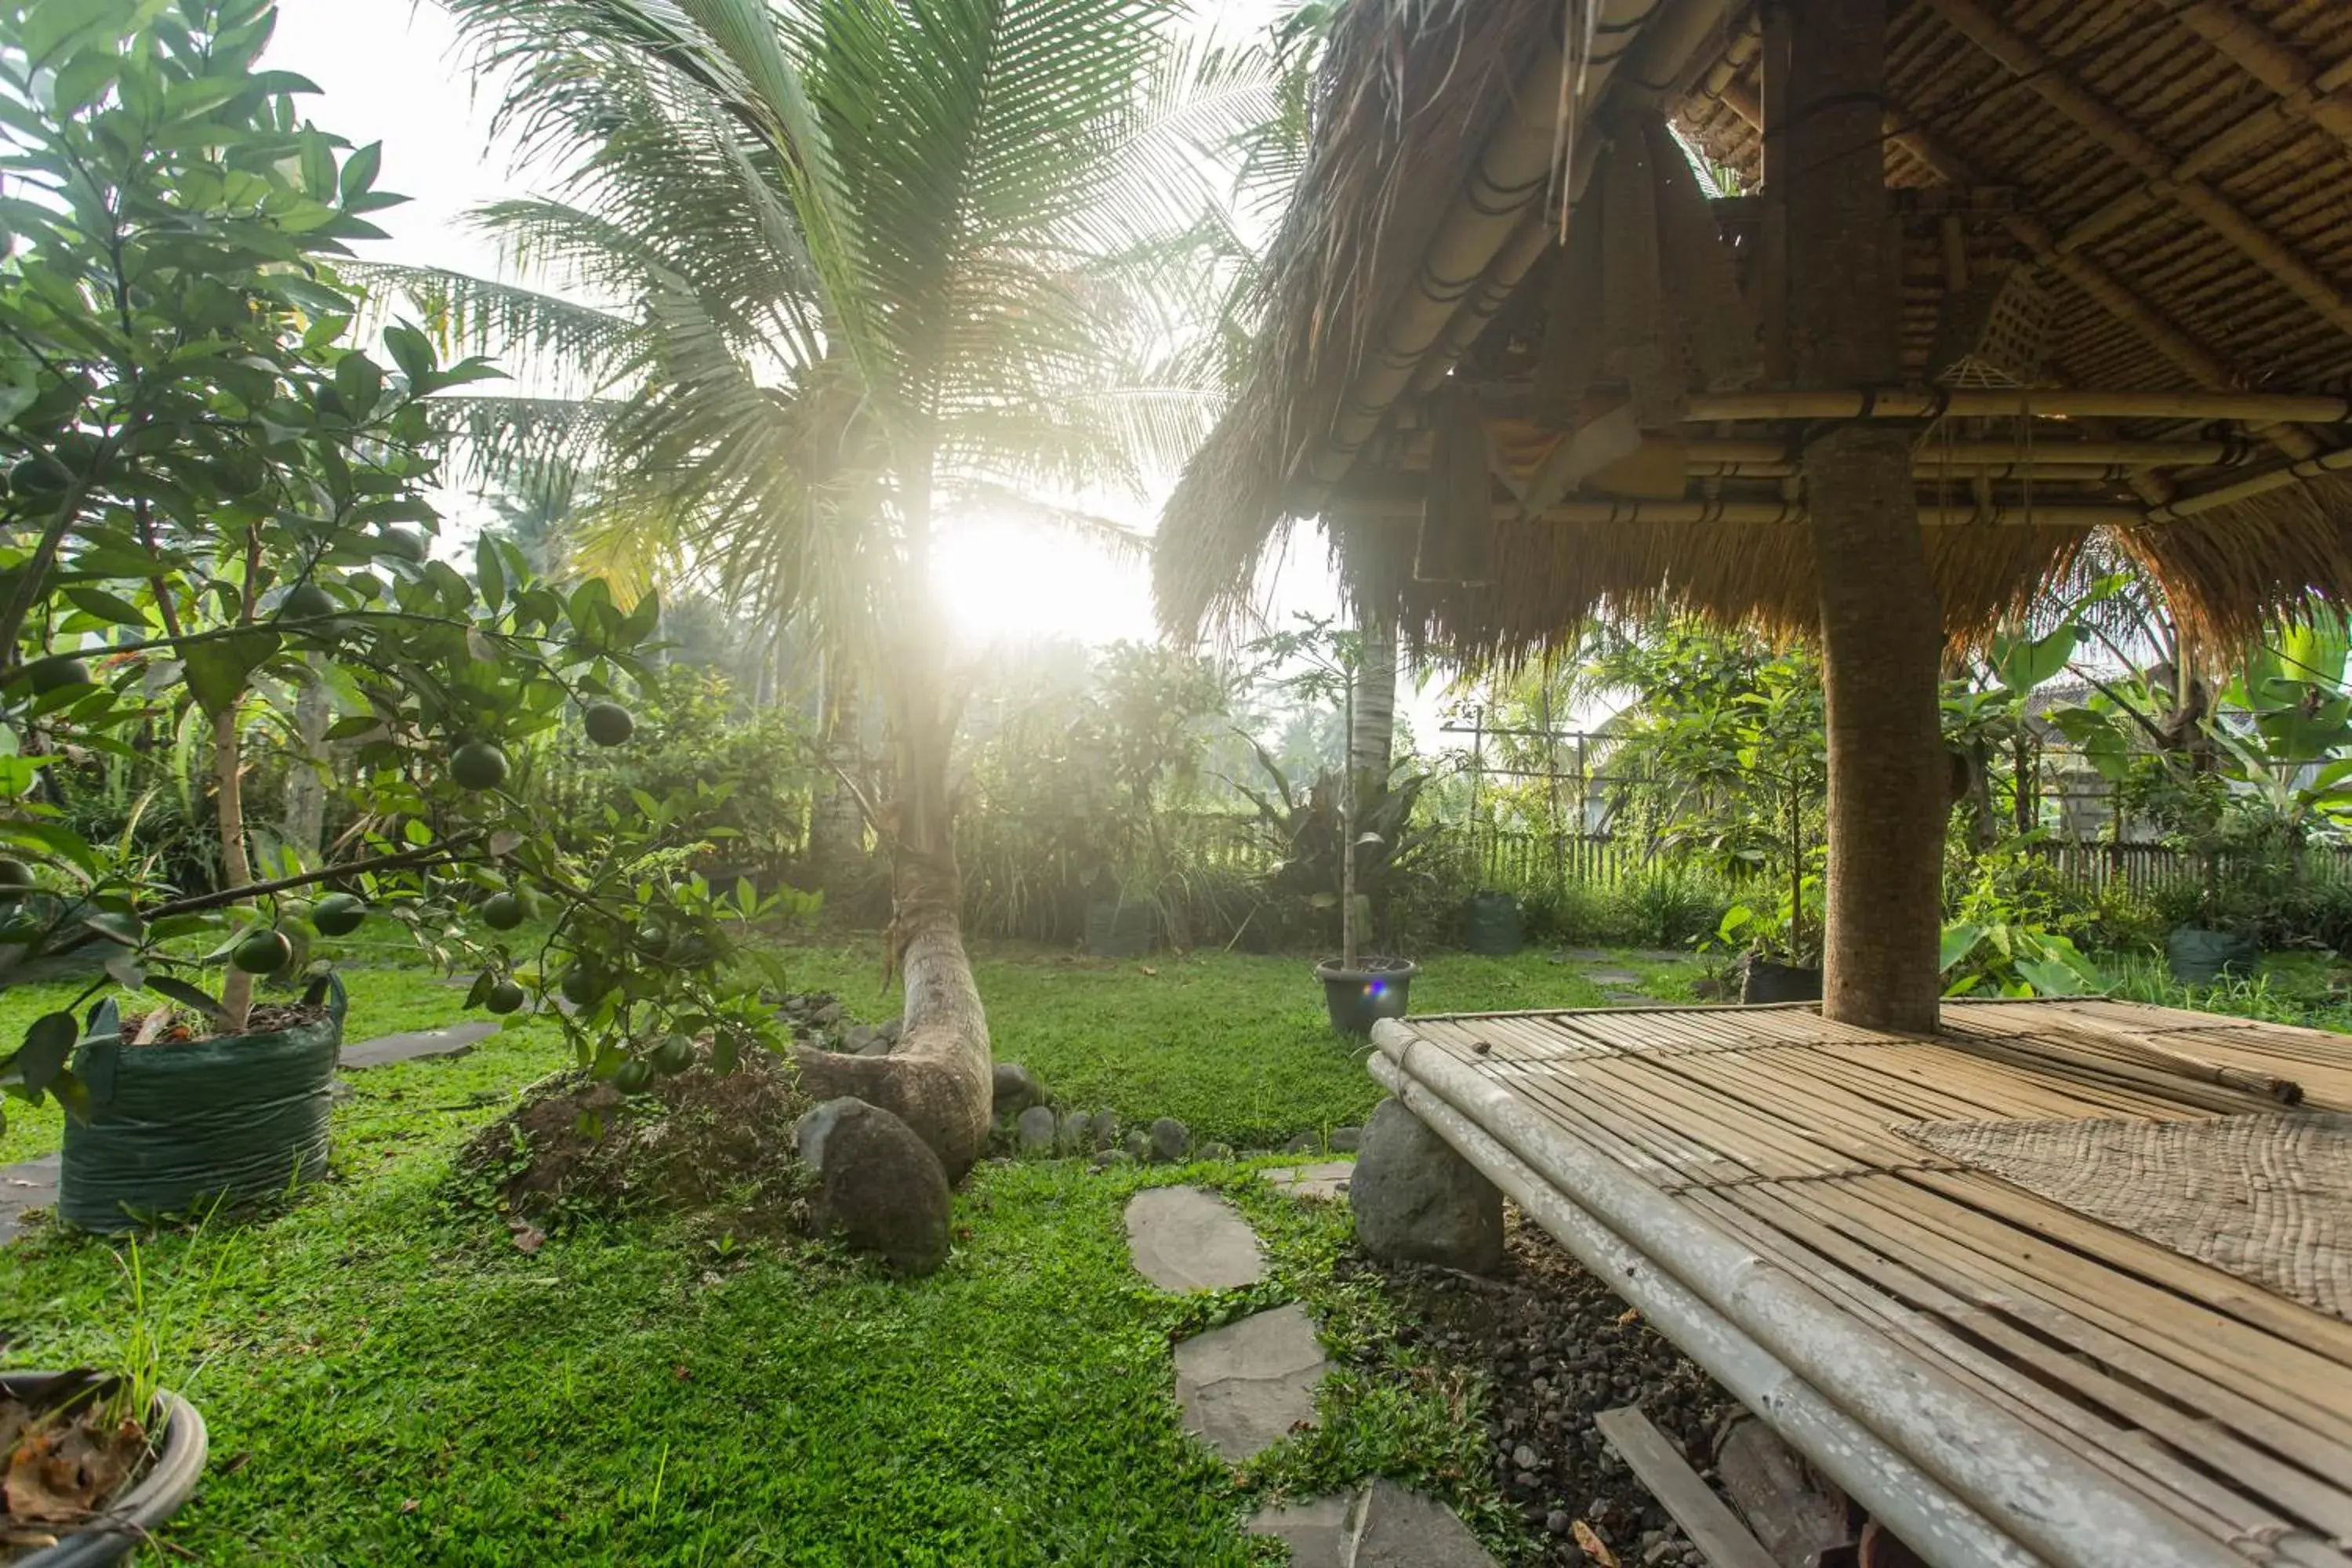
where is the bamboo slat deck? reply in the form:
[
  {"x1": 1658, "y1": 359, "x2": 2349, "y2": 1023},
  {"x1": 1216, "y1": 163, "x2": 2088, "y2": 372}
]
[{"x1": 1395, "y1": 997, "x2": 2352, "y2": 1566}]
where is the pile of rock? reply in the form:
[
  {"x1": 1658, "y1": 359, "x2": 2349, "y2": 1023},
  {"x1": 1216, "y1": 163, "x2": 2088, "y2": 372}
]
[{"x1": 776, "y1": 991, "x2": 903, "y2": 1058}]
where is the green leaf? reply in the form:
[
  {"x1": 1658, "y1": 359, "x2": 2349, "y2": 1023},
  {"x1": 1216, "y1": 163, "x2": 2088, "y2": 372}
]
[
  {"x1": 145, "y1": 975, "x2": 229, "y2": 1022},
  {"x1": 477, "y1": 535, "x2": 506, "y2": 612},
  {"x1": 9, "y1": 1011, "x2": 77, "y2": 1098},
  {"x1": 1938, "y1": 921, "x2": 1984, "y2": 972},
  {"x1": 64, "y1": 586, "x2": 150, "y2": 627},
  {"x1": 181, "y1": 630, "x2": 281, "y2": 716},
  {"x1": 339, "y1": 140, "x2": 383, "y2": 202}
]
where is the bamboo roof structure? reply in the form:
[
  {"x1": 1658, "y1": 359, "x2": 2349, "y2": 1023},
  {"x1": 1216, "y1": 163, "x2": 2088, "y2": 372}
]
[{"x1": 1155, "y1": 0, "x2": 2352, "y2": 657}]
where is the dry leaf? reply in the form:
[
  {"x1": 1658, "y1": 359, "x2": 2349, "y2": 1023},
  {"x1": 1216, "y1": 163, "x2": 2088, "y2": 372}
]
[
  {"x1": 1139, "y1": 965, "x2": 1158, "y2": 976},
  {"x1": 400, "y1": 1497, "x2": 419, "y2": 1515},
  {"x1": 4, "y1": 1415, "x2": 144, "y2": 1524},
  {"x1": 132, "y1": 1007, "x2": 171, "y2": 1046},
  {"x1": 1572, "y1": 1519, "x2": 1621, "y2": 1567},
  {"x1": 506, "y1": 1219, "x2": 545, "y2": 1254},
  {"x1": 1616, "y1": 1308, "x2": 1640, "y2": 1326}
]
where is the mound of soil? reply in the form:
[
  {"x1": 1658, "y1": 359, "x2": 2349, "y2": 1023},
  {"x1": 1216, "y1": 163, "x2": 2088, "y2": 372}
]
[
  {"x1": 1346, "y1": 1214, "x2": 1740, "y2": 1568},
  {"x1": 455, "y1": 1048, "x2": 813, "y2": 1238}
]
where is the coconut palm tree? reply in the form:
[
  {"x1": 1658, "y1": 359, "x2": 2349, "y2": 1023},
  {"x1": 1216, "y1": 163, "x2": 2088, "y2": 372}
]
[{"x1": 387, "y1": 0, "x2": 1257, "y2": 1174}]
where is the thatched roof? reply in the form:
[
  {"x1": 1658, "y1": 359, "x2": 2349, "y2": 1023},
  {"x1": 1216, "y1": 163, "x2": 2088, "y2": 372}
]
[{"x1": 1156, "y1": 0, "x2": 2352, "y2": 658}]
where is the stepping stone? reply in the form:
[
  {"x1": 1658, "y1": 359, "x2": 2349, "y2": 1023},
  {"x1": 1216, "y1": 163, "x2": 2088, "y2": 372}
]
[
  {"x1": 1124, "y1": 1185, "x2": 1264, "y2": 1292},
  {"x1": 1174, "y1": 1302, "x2": 1326, "y2": 1462},
  {"x1": 339, "y1": 1020, "x2": 497, "y2": 1069},
  {"x1": 1265, "y1": 1160, "x2": 1355, "y2": 1201},
  {"x1": 1, "y1": 1153, "x2": 58, "y2": 1242},
  {"x1": 1602, "y1": 992, "x2": 1653, "y2": 1007},
  {"x1": 1355, "y1": 1477, "x2": 1498, "y2": 1566},
  {"x1": 1246, "y1": 1494, "x2": 1353, "y2": 1568},
  {"x1": 1584, "y1": 967, "x2": 1642, "y2": 985}
]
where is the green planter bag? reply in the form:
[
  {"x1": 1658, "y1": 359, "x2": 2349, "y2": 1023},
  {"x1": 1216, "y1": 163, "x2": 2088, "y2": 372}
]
[{"x1": 59, "y1": 973, "x2": 347, "y2": 1232}]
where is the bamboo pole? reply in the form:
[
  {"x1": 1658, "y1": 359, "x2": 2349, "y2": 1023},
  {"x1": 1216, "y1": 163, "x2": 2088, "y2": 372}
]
[
  {"x1": 2159, "y1": 0, "x2": 2352, "y2": 154},
  {"x1": 1406, "y1": 0, "x2": 1737, "y2": 403},
  {"x1": 1406, "y1": 436, "x2": 2237, "y2": 470},
  {"x1": 1924, "y1": 0, "x2": 2352, "y2": 341},
  {"x1": 1679, "y1": 388, "x2": 2352, "y2": 424},
  {"x1": 2146, "y1": 444, "x2": 2352, "y2": 521},
  {"x1": 1352, "y1": 495, "x2": 2149, "y2": 527}
]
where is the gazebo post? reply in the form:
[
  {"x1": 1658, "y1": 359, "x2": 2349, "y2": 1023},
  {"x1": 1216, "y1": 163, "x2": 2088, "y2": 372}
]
[{"x1": 1769, "y1": 0, "x2": 1947, "y2": 1030}]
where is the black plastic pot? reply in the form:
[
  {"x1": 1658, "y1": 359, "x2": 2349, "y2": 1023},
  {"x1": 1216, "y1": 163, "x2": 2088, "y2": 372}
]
[
  {"x1": 4, "y1": 1373, "x2": 207, "y2": 1566},
  {"x1": 1740, "y1": 956, "x2": 1824, "y2": 1004},
  {"x1": 1464, "y1": 891, "x2": 1523, "y2": 956},
  {"x1": 2165, "y1": 925, "x2": 2259, "y2": 985},
  {"x1": 60, "y1": 974, "x2": 346, "y2": 1232},
  {"x1": 1083, "y1": 898, "x2": 1155, "y2": 958},
  {"x1": 1316, "y1": 957, "x2": 1418, "y2": 1035}
]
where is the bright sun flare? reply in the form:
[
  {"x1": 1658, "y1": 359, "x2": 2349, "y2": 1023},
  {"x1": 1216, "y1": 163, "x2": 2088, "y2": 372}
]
[{"x1": 931, "y1": 517, "x2": 1156, "y2": 650}]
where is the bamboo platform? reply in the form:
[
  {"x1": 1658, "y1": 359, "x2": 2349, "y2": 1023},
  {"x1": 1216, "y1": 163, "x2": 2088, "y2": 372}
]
[{"x1": 1374, "y1": 997, "x2": 2352, "y2": 1568}]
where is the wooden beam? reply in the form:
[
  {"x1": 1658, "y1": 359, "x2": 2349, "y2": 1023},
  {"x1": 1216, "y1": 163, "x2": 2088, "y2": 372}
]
[
  {"x1": 1345, "y1": 495, "x2": 2149, "y2": 527},
  {"x1": 1679, "y1": 388, "x2": 2352, "y2": 424},
  {"x1": 1595, "y1": 1406, "x2": 1782, "y2": 1568},
  {"x1": 1924, "y1": 0, "x2": 2352, "y2": 341},
  {"x1": 2146, "y1": 444, "x2": 2352, "y2": 521}
]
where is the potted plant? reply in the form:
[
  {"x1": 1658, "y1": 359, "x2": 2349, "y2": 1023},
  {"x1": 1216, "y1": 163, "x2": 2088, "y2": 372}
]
[
  {"x1": 0, "y1": 0, "x2": 787, "y2": 1231},
  {"x1": 1243, "y1": 615, "x2": 1422, "y2": 1033},
  {"x1": 0, "y1": 1368, "x2": 207, "y2": 1565}
]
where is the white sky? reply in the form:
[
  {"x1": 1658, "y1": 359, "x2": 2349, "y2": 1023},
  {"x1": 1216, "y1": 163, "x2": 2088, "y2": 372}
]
[{"x1": 262, "y1": 1, "x2": 1423, "y2": 712}]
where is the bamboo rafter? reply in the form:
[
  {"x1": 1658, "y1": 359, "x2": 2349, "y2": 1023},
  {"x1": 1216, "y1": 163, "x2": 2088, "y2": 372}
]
[{"x1": 1924, "y1": 0, "x2": 2352, "y2": 341}]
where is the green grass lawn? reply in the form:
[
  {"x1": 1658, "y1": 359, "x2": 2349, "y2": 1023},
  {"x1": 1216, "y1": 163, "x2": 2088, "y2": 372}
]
[
  {"x1": 1, "y1": 937, "x2": 1665, "y2": 1565},
  {"x1": 777, "y1": 938, "x2": 1663, "y2": 1149}
]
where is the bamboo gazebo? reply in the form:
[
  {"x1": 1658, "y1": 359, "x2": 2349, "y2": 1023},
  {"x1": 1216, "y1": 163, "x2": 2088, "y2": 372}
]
[{"x1": 1156, "y1": 0, "x2": 2352, "y2": 1563}]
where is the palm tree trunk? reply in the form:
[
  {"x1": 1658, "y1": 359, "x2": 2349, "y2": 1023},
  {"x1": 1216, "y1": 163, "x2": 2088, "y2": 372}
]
[
  {"x1": 809, "y1": 648, "x2": 869, "y2": 889},
  {"x1": 1349, "y1": 610, "x2": 1396, "y2": 787},
  {"x1": 795, "y1": 480, "x2": 992, "y2": 1178},
  {"x1": 1780, "y1": 0, "x2": 1944, "y2": 1031}
]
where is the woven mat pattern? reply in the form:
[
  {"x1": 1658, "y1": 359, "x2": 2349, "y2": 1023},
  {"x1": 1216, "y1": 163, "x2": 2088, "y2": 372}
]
[{"x1": 1895, "y1": 1113, "x2": 2352, "y2": 1320}]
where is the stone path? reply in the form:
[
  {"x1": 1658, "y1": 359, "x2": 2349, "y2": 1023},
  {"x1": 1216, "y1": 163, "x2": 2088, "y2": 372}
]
[
  {"x1": 1125, "y1": 1186, "x2": 1263, "y2": 1291},
  {"x1": 339, "y1": 1019, "x2": 499, "y2": 1069},
  {"x1": 1, "y1": 1152, "x2": 56, "y2": 1241},
  {"x1": 1121, "y1": 1181, "x2": 1496, "y2": 1564}
]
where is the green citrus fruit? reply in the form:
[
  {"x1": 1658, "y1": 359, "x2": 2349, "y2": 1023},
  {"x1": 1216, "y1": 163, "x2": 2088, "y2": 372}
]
[
  {"x1": 9, "y1": 457, "x2": 62, "y2": 495},
  {"x1": 634, "y1": 921, "x2": 670, "y2": 956},
  {"x1": 0, "y1": 858, "x2": 33, "y2": 890},
  {"x1": 583, "y1": 702, "x2": 635, "y2": 747},
  {"x1": 667, "y1": 931, "x2": 717, "y2": 967},
  {"x1": 311, "y1": 893, "x2": 367, "y2": 937},
  {"x1": 481, "y1": 891, "x2": 526, "y2": 931},
  {"x1": 231, "y1": 928, "x2": 293, "y2": 975},
  {"x1": 485, "y1": 978, "x2": 528, "y2": 1015},
  {"x1": 280, "y1": 583, "x2": 337, "y2": 620},
  {"x1": 649, "y1": 1033, "x2": 696, "y2": 1075},
  {"x1": 612, "y1": 1058, "x2": 655, "y2": 1094},
  {"x1": 379, "y1": 527, "x2": 430, "y2": 564},
  {"x1": 449, "y1": 741, "x2": 510, "y2": 792},
  {"x1": 557, "y1": 963, "x2": 603, "y2": 1008},
  {"x1": 22, "y1": 655, "x2": 92, "y2": 694}
]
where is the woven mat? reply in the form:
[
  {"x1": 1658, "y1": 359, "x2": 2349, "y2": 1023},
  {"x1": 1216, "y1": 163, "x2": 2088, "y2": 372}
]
[{"x1": 1895, "y1": 1112, "x2": 2352, "y2": 1320}]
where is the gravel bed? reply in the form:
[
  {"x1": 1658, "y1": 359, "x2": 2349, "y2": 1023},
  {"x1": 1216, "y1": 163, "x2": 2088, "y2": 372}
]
[{"x1": 1346, "y1": 1210, "x2": 1742, "y2": 1568}]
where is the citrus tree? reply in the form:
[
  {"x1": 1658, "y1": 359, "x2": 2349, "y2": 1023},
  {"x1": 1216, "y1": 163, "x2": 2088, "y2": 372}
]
[{"x1": 0, "y1": 0, "x2": 785, "y2": 1131}]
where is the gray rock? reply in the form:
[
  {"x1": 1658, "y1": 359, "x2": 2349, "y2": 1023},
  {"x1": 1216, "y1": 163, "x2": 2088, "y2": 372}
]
[
  {"x1": 878, "y1": 1016, "x2": 904, "y2": 1044},
  {"x1": 1091, "y1": 1110, "x2": 1117, "y2": 1150},
  {"x1": 1174, "y1": 1302, "x2": 1326, "y2": 1461},
  {"x1": 1330, "y1": 1126, "x2": 1363, "y2": 1152},
  {"x1": 992, "y1": 1062, "x2": 1046, "y2": 1120},
  {"x1": 800, "y1": 1098, "x2": 951, "y2": 1276},
  {"x1": 1513, "y1": 1443, "x2": 1541, "y2": 1469},
  {"x1": 1058, "y1": 1109, "x2": 1094, "y2": 1152},
  {"x1": 1147, "y1": 1116, "x2": 1190, "y2": 1163},
  {"x1": 1283, "y1": 1131, "x2": 1321, "y2": 1155},
  {"x1": 1355, "y1": 1478, "x2": 1501, "y2": 1566},
  {"x1": 1123, "y1": 1131, "x2": 1152, "y2": 1162},
  {"x1": 1123, "y1": 1185, "x2": 1264, "y2": 1291},
  {"x1": 842, "y1": 1023, "x2": 887, "y2": 1056},
  {"x1": 1197, "y1": 1141, "x2": 1235, "y2": 1163},
  {"x1": 1245, "y1": 1494, "x2": 1352, "y2": 1568},
  {"x1": 1015, "y1": 1104, "x2": 1061, "y2": 1154},
  {"x1": 1350, "y1": 1098, "x2": 1504, "y2": 1273},
  {"x1": 1091, "y1": 1149, "x2": 1132, "y2": 1170},
  {"x1": 811, "y1": 1000, "x2": 844, "y2": 1027}
]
